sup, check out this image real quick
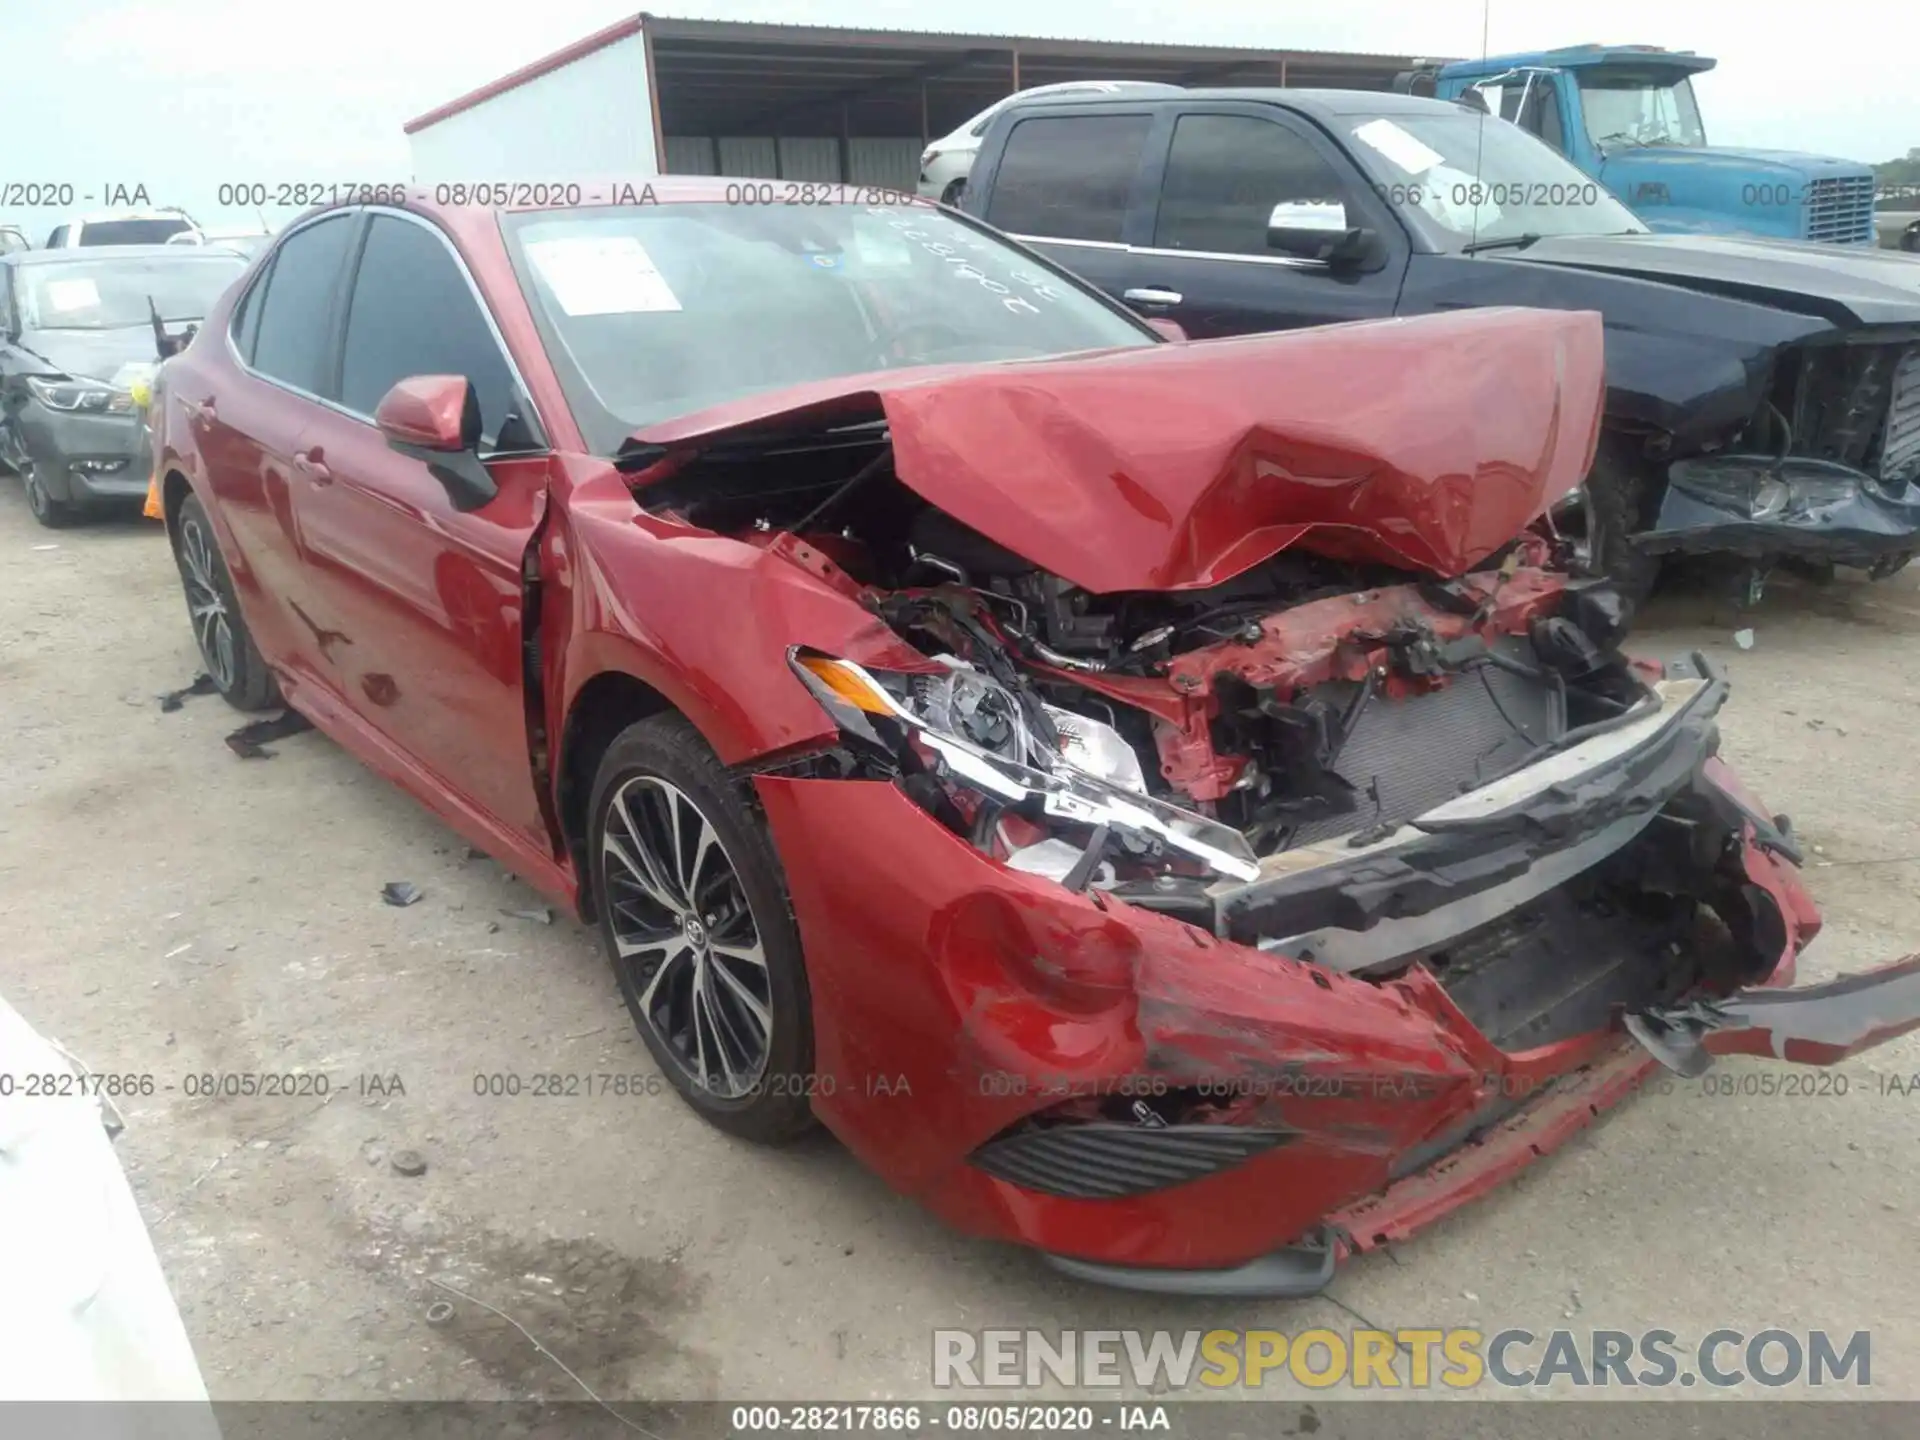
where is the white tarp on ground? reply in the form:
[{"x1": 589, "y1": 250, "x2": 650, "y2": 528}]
[{"x1": 0, "y1": 994, "x2": 219, "y2": 1433}]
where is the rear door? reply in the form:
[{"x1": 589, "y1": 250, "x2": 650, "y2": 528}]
[
  {"x1": 1124, "y1": 105, "x2": 1410, "y2": 337},
  {"x1": 972, "y1": 106, "x2": 1160, "y2": 304},
  {"x1": 190, "y1": 210, "x2": 358, "y2": 676},
  {"x1": 282, "y1": 208, "x2": 553, "y2": 853}
]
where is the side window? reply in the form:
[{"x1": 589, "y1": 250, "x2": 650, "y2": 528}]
[
  {"x1": 1519, "y1": 79, "x2": 1566, "y2": 152},
  {"x1": 46, "y1": 225, "x2": 68, "y2": 248},
  {"x1": 251, "y1": 215, "x2": 354, "y2": 395},
  {"x1": 337, "y1": 215, "x2": 521, "y2": 447},
  {"x1": 228, "y1": 257, "x2": 274, "y2": 364},
  {"x1": 1153, "y1": 115, "x2": 1353, "y2": 257},
  {"x1": 984, "y1": 114, "x2": 1152, "y2": 243}
]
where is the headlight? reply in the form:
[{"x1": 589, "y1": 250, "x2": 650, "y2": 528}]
[
  {"x1": 790, "y1": 650, "x2": 1260, "y2": 883},
  {"x1": 25, "y1": 376, "x2": 120, "y2": 413}
]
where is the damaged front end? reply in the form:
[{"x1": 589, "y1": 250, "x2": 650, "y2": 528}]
[
  {"x1": 628, "y1": 310, "x2": 1920, "y2": 1291},
  {"x1": 1640, "y1": 337, "x2": 1920, "y2": 575}
]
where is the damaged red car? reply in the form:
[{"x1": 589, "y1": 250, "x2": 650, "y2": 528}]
[{"x1": 150, "y1": 185, "x2": 1920, "y2": 1295}]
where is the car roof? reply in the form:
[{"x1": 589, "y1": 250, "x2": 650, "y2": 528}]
[
  {"x1": 989, "y1": 86, "x2": 1469, "y2": 122},
  {"x1": 5, "y1": 244, "x2": 247, "y2": 267},
  {"x1": 70, "y1": 210, "x2": 194, "y2": 224},
  {"x1": 267, "y1": 181, "x2": 953, "y2": 256}
]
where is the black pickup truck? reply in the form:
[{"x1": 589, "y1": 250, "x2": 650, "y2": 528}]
[{"x1": 961, "y1": 88, "x2": 1920, "y2": 604}]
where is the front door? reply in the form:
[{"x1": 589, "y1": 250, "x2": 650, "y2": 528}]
[
  {"x1": 1124, "y1": 108, "x2": 1410, "y2": 338},
  {"x1": 284, "y1": 210, "x2": 554, "y2": 854}
]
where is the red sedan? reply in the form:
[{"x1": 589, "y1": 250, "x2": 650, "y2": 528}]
[{"x1": 149, "y1": 183, "x2": 1920, "y2": 1294}]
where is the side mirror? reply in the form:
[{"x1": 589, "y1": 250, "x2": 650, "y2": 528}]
[
  {"x1": 375, "y1": 375, "x2": 496, "y2": 511},
  {"x1": 1145, "y1": 317, "x2": 1188, "y2": 343},
  {"x1": 1266, "y1": 202, "x2": 1381, "y2": 270}
]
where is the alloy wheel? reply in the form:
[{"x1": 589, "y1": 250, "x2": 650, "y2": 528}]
[
  {"x1": 602, "y1": 775, "x2": 773, "y2": 1100},
  {"x1": 178, "y1": 514, "x2": 237, "y2": 691}
]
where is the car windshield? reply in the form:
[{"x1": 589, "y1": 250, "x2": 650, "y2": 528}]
[
  {"x1": 502, "y1": 200, "x2": 1157, "y2": 454},
  {"x1": 79, "y1": 218, "x2": 196, "y2": 246},
  {"x1": 1337, "y1": 109, "x2": 1649, "y2": 247},
  {"x1": 20, "y1": 254, "x2": 248, "y2": 330},
  {"x1": 1579, "y1": 71, "x2": 1707, "y2": 150}
]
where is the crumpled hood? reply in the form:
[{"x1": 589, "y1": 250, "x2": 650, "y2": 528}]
[
  {"x1": 631, "y1": 307, "x2": 1605, "y2": 593},
  {"x1": 1501, "y1": 232, "x2": 1920, "y2": 327},
  {"x1": 15, "y1": 325, "x2": 163, "y2": 384}
]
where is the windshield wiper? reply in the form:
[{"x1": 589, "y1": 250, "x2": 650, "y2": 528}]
[{"x1": 1460, "y1": 233, "x2": 1544, "y2": 255}]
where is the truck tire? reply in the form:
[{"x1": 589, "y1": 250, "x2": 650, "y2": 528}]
[{"x1": 1579, "y1": 433, "x2": 1665, "y2": 613}]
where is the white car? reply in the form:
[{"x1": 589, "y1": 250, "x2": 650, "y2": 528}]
[
  {"x1": 167, "y1": 228, "x2": 273, "y2": 259},
  {"x1": 44, "y1": 210, "x2": 200, "y2": 248},
  {"x1": 0, "y1": 994, "x2": 217, "y2": 1418},
  {"x1": 916, "y1": 81, "x2": 1183, "y2": 204}
]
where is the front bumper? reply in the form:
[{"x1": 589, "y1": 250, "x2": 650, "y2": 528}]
[
  {"x1": 1638, "y1": 455, "x2": 1920, "y2": 569},
  {"x1": 753, "y1": 655, "x2": 1920, "y2": 1291},
  {"x1": 16, "y1": 402, "x2": 150, "y2": 504}
]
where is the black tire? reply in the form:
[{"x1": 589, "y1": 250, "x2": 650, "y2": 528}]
[
  {"x1": 1579, "y1": 433, "x2": 1665, "y2": 613},
  {"x1": 588, "y1": 713, "x2": 817, "y2": 1145},
  {"x1": 940, "y1": 178, "x2": 967, "y2": 207},
  {"x1": 170, "y1": 493, "x2": 283, "y2": 712},
  {"x1": 21, "y1": 461, "x2": 78, "y2": 529}
]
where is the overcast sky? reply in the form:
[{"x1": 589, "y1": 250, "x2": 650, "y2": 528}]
[{"x1": 3, "y1": 0, "x2": 1911, "y2": 234}]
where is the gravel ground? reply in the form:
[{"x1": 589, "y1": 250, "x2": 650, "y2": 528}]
[{"x1": 1, "y1": 480, "x2": 1915, "y2": 1409}]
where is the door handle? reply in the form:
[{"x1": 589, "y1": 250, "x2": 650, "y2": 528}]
[
  {"x1": 292, "y1": 447, "x2": 331, "y2": 485},
  {"x1": 1123, "y1": 287, "x2": 1183, "y2": 307}
]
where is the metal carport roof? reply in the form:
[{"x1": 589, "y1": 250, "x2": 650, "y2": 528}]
[{"x1": 405, "y1": 14, "x2": 1449, "y2": 142}]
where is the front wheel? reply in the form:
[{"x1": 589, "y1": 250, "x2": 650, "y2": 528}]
[
  {"x1": 171, "y1": 492, "x2": 283, "y2": 711},
  {"x1": 1573, "y1": 434, "x2": 1665, "y2": 613},
  {"x1": 21, "y1": 460, "x2": 77, "y2": 529},
  {"x1": 940, "y1": 178, "x2": 967, "y2": 207},
  {"x1": 589, "y1": 714, "x2": 817, "y2": 1145}
]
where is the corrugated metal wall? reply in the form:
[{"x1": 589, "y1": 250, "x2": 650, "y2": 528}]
[
  {"x1": 662, "y1": 136, "x2": 920, "y2": 187},
  {"x1": 847, "y1": 139, "x2": 921, "y2": 192},
  {"x1": 663, "y1": 136, "x2": 717, "y2": 174}
]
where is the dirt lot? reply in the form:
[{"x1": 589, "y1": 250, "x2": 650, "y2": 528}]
[{"x1": 2, "y1": 481, "x2": 1917, "y2": 1407}]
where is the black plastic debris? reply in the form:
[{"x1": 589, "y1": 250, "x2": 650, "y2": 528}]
[
  {"x1": 501, "y1": 907, "x2": 553, "y2": 926},
  {"x1": 382, "y1": 882, "x2": 424, "y2": 908},
  {"x1": 159, "y1": 673, "x2": 217, "y2": 713},
  {"x1": 462, "y1": 846, "x2": 485, "y2": 861},
  {"x1": 225, "y1": 710, "x2": 314, "y2": 759}
]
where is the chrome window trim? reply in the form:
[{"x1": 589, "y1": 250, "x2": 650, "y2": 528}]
[
  {"x1": 1006, "y1": 232, "x2": 1330, "y2": 271},
  {"x1": 1002, "y1": 233, "x2": 1128, "y2": 252},
  {"x1": 224, "y1": 205, "x2": 551, "y2": 454}
]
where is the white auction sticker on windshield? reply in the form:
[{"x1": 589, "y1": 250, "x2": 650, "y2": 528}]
[
  {"x1": 525, "y1": 236, "x2": 681, "y2": 315},
  {"x1": 1353, "y1": 118, "x2": 1446, "y2": 176},
  {"x1": 851, "y1": 222, "x2": 915, "y2": 269},
  {"x1": 44, "y1": 278, "x2": 101, "y2": 311}
]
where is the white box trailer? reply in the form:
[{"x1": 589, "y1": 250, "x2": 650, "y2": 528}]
[{"x1": 405, "y1": 15, "x2": 1425, "y2": 190}]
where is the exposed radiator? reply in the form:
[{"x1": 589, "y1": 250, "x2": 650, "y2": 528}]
[{"x1": 1879, "y1": 345, "x2": 1920, "y2": 486}]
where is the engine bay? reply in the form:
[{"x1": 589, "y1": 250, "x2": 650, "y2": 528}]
[{"x1": 639, "y1": 435, "x2": 1655, "y2": 875}]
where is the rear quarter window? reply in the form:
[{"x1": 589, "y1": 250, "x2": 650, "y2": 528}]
[
  {"x1": 249, "y1": 215, "x2": 356, "y2": 395},
  {"x1": 983, "y1": 114, "x2": 1153, "y2": 243}
]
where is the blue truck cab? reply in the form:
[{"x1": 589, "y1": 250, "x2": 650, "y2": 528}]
[{"x1": 1426, "y1": 45, "x2": 1877, "y2": 244}]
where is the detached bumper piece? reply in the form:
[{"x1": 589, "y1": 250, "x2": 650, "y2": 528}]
[
  {"x1": 1628, "y1": 953, "x2": 1920, "y2": 1075},
  {"x1": 970, "y1": 1123, "x2": 1293, "y2": 1200},
  {"x1": 1639, "y1": 454, "x2": 1920, "y2": 568},
  {"x1": 1044, "y1": 1226, "x2": 1338, "y2": 1298}
]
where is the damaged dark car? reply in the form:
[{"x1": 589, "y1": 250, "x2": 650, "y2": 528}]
[
  {"x1": 961, "y1": 88, "x2": 1920, "y2": 604},
  {"x1": 150, "y1": 186, "x2": 1920, "y2": 1295}
]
